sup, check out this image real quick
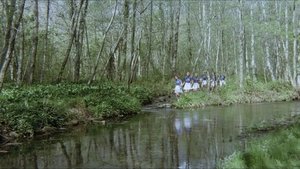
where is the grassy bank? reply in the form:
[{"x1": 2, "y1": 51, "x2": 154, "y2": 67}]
[
  {"x1": 174, "y1": 80, "x2": 299, "y2": 108},
  {"x1": 219, "y1": 122, "x2": 300, "y2": 169},
  {"x1": 0, "y1": 82, "x2": 169, "y2": 140}
]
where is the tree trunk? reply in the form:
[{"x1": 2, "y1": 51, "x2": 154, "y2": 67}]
[
  {"x1": 74, "y1": 0, "x2": 88, "y2": 83},
  {"x1": 284, "y1": 1, "x2": 292, "y2": 82},
  {"x1": 0, "y1": 0, "x2": 16, "y2": 71},
  {"x1": 250, "y1": 3, "x2": 256, "y2": 81},
  {"x1": 186, "y1": 2, "x2": 193, "y2": 69},
  {"x1": 119, "y1": 0, "x2": 129, "y2": 81},
  {"x1": 238, "y1": 0, "x2": 244, "y2": 88},
  {"x1": 292, "y1": 0, "x2": 297, "y2": 86},
  {"x1": 172, "y1": 0, "x2": 181, "y2": 75},
  {"x1": 57, "y1": 0, "x2": 84, "y2": 83},
  {"x1": 207, "y1": 1, "x2": 212, "y2": 69},
  {"x1": 128, "y1": 0, "x2": 137, "y2": 87},
  {"x1": 262, "y1": 2, "x2": 275, "y2": 81},
  {"x1": 28, "y1": 0, "x2": 39, "y2": 84},
  {"x1": 17, "y1": 19, "x2": 25, "y2": 86},
  {"x1": 40, "y1": 0, "x2": 50, "y2": 83},
  {"x1": 146, "y1": 0, "x2": 153, "y2": 77},
  {"x1": 0, "y1": 0, "x2": 25, "y2": 92},
  {"x1": 88, "y1": 0, "x2": 117, "y2": 84},
  {"x1": 159, "y1": 1, "x2": 166, "y2": 80}
]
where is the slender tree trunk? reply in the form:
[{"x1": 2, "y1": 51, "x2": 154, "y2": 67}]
[
  {"x1": 159, "y1": 1, "x2": 166, "y2": 80},
  {"x1": 169, "y1": 1, "x2": 174, "y2": 75},
  {"x1": 146, "y1": 0, "x2": 153, "y2": 77},
  {"x1": 262, "y1": 2, "x2": 275, "y2": 81},
  {"x1": 40, "y1": 0, "x2": 50, "y2": 83},
  {"x1": 284, "y1": 1, "x2": 292, "y2": 82},
  {"x1": 202, "y1": 2, "x2": 207, "y2": 69},
  {"x1": 292, "y1": 0, "x2": 297, "y2": 86},
  {"x1": 0, "y1": 0, "x2": 25, "y2": 91},
  {"x1": 88, "y1": 0, "x2": 117, "y2": 84},
  {"x1": 120, "y1": 0, "x2": 129, "y2": 81},
  {"x1": 128, "y1": 0, "x2": 137, "y2": 87},
  {"x1": 28, "y1": 0, "x2": 39, "y2": 84},
  {"x1": 275, "y1": 1, "x2": 282, "y2": 80},
  {"x1": 57, "y1": 0, "x2": 84, "y2": 83},
  {"x1": 74, "y1": 0, "x2": 88, "y2": 83},
  {"x1": 186, "y1": 2, "x2": 193, "y2": 69},
  {"x1": 250, "y1": 3, "x2": 256, "y2": 81},
  {"x1": 207, "y1": 1, "x2": 212, "y2": 69},
  {"x1": 238, "y1": 0, "x2": 244, "y2": 88},
  {"x1": 0, "y1": 0, "x2": 16, "y2": 70},
  {"x1": 17, "y1": 19, "x2": 25, "y2": 86},
  {"x1": 172, "y1": 0, "x2": 181, "y2": 75},
  {"x1": 9, "y1": 50, "x2": 14, "y2": 81}
]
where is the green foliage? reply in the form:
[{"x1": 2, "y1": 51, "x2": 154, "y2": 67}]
[
  {"x1": 0, "y1": 102, "x2": 68, "y2": 136},
  {"x1": 219, "y1": 152, "x2": 246, "y2": 169},
  {"x1": 0, "y1": 82, "x2": 160, "y2": 136},
  {"x1": 220, "y1": 125, "x2": 300, "y2": 169}
]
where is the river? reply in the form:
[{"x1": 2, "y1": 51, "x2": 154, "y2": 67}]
[{"x1": 1, "y1": 101, "x2": 300, "y2": 169}]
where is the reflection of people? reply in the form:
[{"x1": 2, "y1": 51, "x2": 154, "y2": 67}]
[
  {"x1": 175, "y1": 118, "x2": 182, "y2": 135},
  {"x1": 183, "y1": 72, "x2": 192, "y2": 92},
  {"x1": 184, "y1": 116, "x2": 192, "y2": 133},
  {"x1": 174, "y1": 75, "x2": 183, "y2": 97}
]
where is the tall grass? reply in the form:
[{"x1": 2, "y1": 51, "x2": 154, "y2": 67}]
[{"x1": 219, "y1": 124, "x2": 300, "y2": 169}]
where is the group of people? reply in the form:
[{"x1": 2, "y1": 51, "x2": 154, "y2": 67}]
[{"x1": 174, "y1": 72, "x2": 226, "y2": 97}]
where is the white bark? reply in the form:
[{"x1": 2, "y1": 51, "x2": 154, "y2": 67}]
[
  {"x1": 284, "y1": 1, "x2": 292, "y2": 82},
  {"x1": 262, "y1": 2, "x2": 275, "y2": 81},
  {"x1": 250, "y1": 3, "x2": 256, "y2": 81},
  {"x1": 238, "y1": 0, "x2": 244, "y2": 88},
  {"x1": 292, "y1": 0, "x2": 297, "y2": 86}
]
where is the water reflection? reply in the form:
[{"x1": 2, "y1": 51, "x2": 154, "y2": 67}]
[{"x1": 1, "y1": 102, "x2": 300, "y2": 169}]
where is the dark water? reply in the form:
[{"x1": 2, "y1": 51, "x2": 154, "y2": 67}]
[{"x1": 1, "y1": 101, "x2": 300, "y2": 169}]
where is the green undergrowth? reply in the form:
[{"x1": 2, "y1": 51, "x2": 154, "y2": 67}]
[
  {"x1": 174, "y1": 80, "x2": 298, "y2": 109},
  {"x1": 219, "y1": 124, "x2": 300, "y2": 169},
  {"x1": 0, "y1": 82, "x2": 164, "y2": 137}
]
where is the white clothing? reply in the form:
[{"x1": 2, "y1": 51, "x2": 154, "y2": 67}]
[
  {"x1": 174, "y1": 85, "x2": 183, "y2": 94},
  {"x1": 192, "y1": 82, "x2": 199, "y2": 90},
  {"x1": 183, "y1": 83, "x2": 192, "y2": 91}
]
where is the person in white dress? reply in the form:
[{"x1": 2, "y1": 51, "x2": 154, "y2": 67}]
[
  {"x1": 174, "y1": 75, "x2": 183, "y2": 97},
  {"x1": 183, "y1": 72, "x2": 192, "y2": 92}
]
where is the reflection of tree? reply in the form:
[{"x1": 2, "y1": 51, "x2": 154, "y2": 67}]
[
  {"x1": 59, "y1": 141, "x2": 72, "y2": 169},
  {"x1": 145, "y1": 117, "x2": 153, "y2": 166},
  {"x1": 184, "y1": 113, "x2": 192, "y2": 168},
  {"x1": 75, "y1": 139, "x2": 83, "y2": 166},
  {"x1": 168, "y1": 112, "x2": 179, "y2": 168},
  {"x1": 33, "y1": 151, "x2": 38, "y2": 169},
  {"x1": 122, "y1": 129, "x2": 129, "y2": 169}
]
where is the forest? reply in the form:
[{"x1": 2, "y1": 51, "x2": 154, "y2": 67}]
[
  {"x1": 2, "y1": 1, "x2": 300, "y2": 168},
  {"x1": 1, "y1": 0, "x2": 300, "y2": 89}
]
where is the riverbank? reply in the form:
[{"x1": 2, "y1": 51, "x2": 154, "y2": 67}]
[
  {"x1": 0, "y1": 81, "x2": 171, "y2": 148},
  {"x1": 219, "y1": 113, "x2": 300, "y2": 169},
  {"x1": 174, "y1": 80, "x2": 299, "y2": 108}
]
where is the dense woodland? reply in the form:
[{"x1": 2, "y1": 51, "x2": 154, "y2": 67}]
[{"x1": 1, "y1": 0, "x2": 300, "y2": 91}]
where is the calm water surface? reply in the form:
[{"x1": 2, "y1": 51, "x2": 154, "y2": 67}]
[{"x1": 1, "y1": 101, "x2": 300, "y2": 169}]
